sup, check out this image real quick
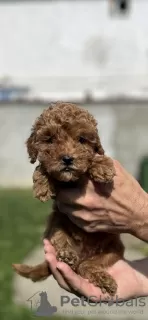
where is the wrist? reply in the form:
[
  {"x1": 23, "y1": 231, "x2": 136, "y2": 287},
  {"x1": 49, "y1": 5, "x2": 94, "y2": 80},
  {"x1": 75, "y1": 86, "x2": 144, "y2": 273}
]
[{"x1": 131, "y1": 191, "x2": 148, "y2": 242}]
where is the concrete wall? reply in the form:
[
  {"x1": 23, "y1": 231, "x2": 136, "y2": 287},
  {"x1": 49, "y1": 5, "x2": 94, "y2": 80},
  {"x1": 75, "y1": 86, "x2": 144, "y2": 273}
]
[
  {"x1": 1, "y1": 0, "x2": 148, "y2": 95},
  {"x1": 0, "y1": 102, "x2": 148, "y2": 186},
  {"x1": 113, "y1": 104, "x2": 148, "y2": 176}
]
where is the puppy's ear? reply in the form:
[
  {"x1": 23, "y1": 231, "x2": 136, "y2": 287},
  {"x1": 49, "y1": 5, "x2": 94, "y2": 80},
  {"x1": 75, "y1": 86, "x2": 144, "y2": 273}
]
[
  {"x1": 26, "y1": 129, "x2": 37, "y2": 164},
  {"x1": 26, "y1": 105, "x2": 55, "y2": 164},
  {"x1": 33, "y1": 165, "x2": 55, "y2": 202}
]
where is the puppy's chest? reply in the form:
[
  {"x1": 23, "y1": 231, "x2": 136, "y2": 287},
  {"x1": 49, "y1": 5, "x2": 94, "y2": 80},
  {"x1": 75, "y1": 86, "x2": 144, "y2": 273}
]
[
  {"x1": 48, "y1": 208, "x2": 111, "y2": 260},
  {"x1": 62, "y1": 216, "x2": 108, "y2": 257},
  {"x1": 71, "y1": 231, "x2": 104, "y2": 259}
]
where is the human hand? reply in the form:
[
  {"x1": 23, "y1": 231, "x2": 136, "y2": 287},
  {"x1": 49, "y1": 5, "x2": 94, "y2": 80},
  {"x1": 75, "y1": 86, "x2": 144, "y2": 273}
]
[
  {"x1": 56, "y1": 160, "x2": 148, "y2": 241},
  {"x1": 44, "y1": 240, "x2": 148, "y2": 301}
]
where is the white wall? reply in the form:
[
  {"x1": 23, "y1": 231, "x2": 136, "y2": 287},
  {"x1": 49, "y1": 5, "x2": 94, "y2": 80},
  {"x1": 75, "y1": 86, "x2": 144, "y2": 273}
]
[{"x1": 0, "y1": 0, "x2": 148, "y2": 94}]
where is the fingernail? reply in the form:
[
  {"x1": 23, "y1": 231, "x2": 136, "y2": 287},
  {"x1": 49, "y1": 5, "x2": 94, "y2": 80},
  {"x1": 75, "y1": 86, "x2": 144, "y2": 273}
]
[{"x1": 43, "y1": 239, "x2": 49, "y2": 245}]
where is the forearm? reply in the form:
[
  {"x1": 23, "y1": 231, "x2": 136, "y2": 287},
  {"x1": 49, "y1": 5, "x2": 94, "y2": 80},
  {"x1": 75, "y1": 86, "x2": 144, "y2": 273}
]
[{"x1": 132, "y1": 192, "x2": 148, "y2": 242}]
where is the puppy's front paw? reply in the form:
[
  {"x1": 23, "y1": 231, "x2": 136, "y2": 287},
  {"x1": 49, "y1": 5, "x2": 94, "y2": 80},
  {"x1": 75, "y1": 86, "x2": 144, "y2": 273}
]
[
  {"x1": 57, "y1": 250, "x2": 79, "y2": 271},
  {"x1": 89, "y1": 155, "x2": 115, "y2": 183}
]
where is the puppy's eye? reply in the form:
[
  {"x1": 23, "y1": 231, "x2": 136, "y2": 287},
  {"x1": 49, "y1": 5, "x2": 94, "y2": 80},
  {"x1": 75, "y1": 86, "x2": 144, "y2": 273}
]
[
  {"x1": 46, "y1": 137, "x2": 53, "y2": 144},
  {"x1": 94, "y1": 146, "x2": 99, "y2": 153},
  {"x1": 79, "y1": 136, "x2": 86, "y2": 144}
]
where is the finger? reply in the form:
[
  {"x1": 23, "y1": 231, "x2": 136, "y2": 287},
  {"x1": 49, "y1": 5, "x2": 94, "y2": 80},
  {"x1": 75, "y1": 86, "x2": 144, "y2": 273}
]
[
  {"x1": 45, "y1": 253, "x2": 71, "y2": 292},
  {"x1": 43, "y1": 239, "x2": 50, "y2": 245},
  {"x1": 43, "y1": 239, "x2": 52, "y2": 249},
  {"x1": 43, "y1": 240, "x2": 55, "y2": 254},
  {"x1": 57, "y1": 262, "x2": 109, "y2": 301},
  {"x1": 56, "y1": 202, "x2": 79, "y2": 215},
  {"x1": 94, "y1": 224, "x2": 130, "y2": 233}
]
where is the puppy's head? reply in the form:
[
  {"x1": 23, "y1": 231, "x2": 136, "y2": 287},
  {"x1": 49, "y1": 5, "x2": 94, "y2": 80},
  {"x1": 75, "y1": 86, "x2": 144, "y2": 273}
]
[{"x1": 26, "y1": 102, "x2": 104, "y2": 182}]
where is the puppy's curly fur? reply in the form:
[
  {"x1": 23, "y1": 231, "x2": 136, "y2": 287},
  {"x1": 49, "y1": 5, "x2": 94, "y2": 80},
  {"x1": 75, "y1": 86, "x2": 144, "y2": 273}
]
[{"x1": 13, "y1": 102, "x2": 124, "y2": 296}]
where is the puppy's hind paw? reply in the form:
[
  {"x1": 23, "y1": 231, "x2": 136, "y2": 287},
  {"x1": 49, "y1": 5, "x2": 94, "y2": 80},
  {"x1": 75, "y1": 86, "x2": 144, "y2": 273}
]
[
  {"x1": 12, "y1": 261, "x2": 50, "y2": 282},
  {"x1": 57, "y1": 251, "x2": 79, "y2": 271}
]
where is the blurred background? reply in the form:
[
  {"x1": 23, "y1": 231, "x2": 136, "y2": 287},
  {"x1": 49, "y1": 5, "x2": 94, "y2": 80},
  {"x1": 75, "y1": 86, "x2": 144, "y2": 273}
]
[{"x1": 0, "y1": 0, "x2": 148, "y2": 319}]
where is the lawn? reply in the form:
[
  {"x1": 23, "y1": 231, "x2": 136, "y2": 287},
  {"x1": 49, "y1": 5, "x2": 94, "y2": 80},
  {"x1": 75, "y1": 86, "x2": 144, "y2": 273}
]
[
  {"x1": 0, "y1": 188, "x2": 50, "y2": 319},
  {"x1": 0, "y1": 188, "x2": 85, "y2": 320}
]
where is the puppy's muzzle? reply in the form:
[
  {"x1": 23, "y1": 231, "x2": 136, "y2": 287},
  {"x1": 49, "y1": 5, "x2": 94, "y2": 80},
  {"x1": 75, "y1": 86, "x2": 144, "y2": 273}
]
[{"x1": 62, "y1": 155, "x2": 74, "y2": 165}]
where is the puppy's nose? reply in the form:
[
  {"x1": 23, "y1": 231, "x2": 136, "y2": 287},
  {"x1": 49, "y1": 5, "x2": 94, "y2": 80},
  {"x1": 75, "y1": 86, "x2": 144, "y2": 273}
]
[{"x1": 62, "y1": 155, "x2": 74, "y2": 165}]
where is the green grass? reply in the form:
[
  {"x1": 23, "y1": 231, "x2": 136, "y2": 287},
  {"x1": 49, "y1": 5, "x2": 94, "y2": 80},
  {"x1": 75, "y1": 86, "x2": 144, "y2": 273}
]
[{"x1": 0, "y1": 188, "x2": 57, "y2": 320}]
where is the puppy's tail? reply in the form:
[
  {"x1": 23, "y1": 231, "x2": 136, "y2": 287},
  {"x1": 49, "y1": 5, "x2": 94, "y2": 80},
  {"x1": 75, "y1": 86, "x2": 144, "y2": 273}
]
[{"x1": 12, "y1": 260, "x2": 51, "y2": 282}]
